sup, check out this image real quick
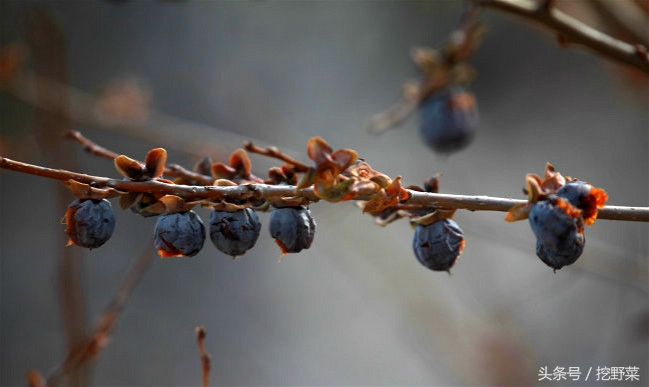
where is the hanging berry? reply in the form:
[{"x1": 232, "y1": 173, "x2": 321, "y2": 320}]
[
  {"x1": 418, "y1": 87, "x2": 478, "y2": 154},
  {"x1": 209, "y1": 208, "x2": 262, "y2": 258},
  {"x1": 65, "y1": 199, "x2": 116, "y2": 249},
  {"x1": 412, "y1": 218, "x2": 465, "y2": 272},
  {"x1": 528, "y1": 195, "x2": 585, "y2": 270},
  {"x1": 269, "y1": 206, "x2": 316, "y2": 255},
  {"x1": 154, "y1": 211, "x2": 205, "y2": 258},
  {"x1": 506, "y1": 163, "x2": 608, "y2": 271}
]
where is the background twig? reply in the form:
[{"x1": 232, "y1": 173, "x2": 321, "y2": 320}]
[
  {"x1": 196, "y1": 327, "x2": 211, "y2": 387},
  {"x1": 477, "y1": 0, "x2": 649, "y2": 74},
  {"x1": 46, "y1": 243, "x2": 156, "y2": 387}
]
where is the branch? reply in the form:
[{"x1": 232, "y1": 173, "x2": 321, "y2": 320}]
[
  {"x1": 196, "y1": 326, "x2": 211, "y2": 387},
  {"x1": 1, "y1": 156, "x2": 647, "y2": 222},
  {"x1": 46, "y1": 243, "x2": 156, "y2": 387},
  {"x1": 477, "y1": 0, "x2": 649, "y2": 74},
  {"x1": 66, "y1": 130, "x2": 215, "y2": 185}
]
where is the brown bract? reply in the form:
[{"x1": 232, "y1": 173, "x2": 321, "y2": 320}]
[
  {"x1": 362, "y1": 176, "x2": 410, "y2": 215},
  {"x1": 114, "y1": 147, "x2": 167, "y2": 181},
  {"x1": 64, "y1": 179, "x2": 123, "y2": 200},
  {"x1": 301, "y1": 136, "x2": 359, "y2": 202},
  {"x1": 211, "y1": 148, "x2": 263, "y2": 184}
]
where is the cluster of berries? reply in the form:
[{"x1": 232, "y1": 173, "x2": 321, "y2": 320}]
[
  {"x1": 507, "y1": 164, "x2": 608, "y2": 271},
  {"x1": 66, "y1": 201, "x2": 316, "y2": 258},
  {"x1": 153, "y1": 205, "x2": 315, "y2": 258},
  {"x1": 63, "y1": 146, "x2": 318, "y2": 258},
  {"x1": 61, "y1": 135, "x2": 607, "y2": 274}
]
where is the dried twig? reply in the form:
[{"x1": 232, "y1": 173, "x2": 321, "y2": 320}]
[
  {"x1": 46, "y1": 243, "x2": 156, "y2": 387},
  {"x1": 24, "y1": 10, "x2": 90, "y2": 386},
  {"x1": 66, "y1": 130, "x2": 215, "y2": 185},
  {"x1": 2, "y1": 156, "x2": 647, "y2": 222},
  {"x1": 476, "y1": 0, "x2": 649, "y2": 74},
  {"x1": 196, "y1": 326, "x2": 212, "y2": 387},
  {"x1": 244, "y1": 140, "x2": 311, "y2": 172}
]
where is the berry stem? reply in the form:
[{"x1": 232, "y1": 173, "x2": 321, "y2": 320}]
[{"x1": 2, "y1": 156, "x2": 647, "y2": 222}]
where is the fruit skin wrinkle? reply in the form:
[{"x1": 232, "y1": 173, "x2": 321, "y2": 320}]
[
  {"x1": 269, "y1": 206, "x2": 317, "y2": 254},
  {"x1": 154, "y1": 211, "x2": 205, "y2": 258},
  {"x1": 65, "y1": 198, "x2": 116, "y2": 249},
  {"x1": 412, "y1": 218, "x2": 465, "y2": 272},
  {"x1": 209, "y1": 208, "x2": 262, "y2": 258}
]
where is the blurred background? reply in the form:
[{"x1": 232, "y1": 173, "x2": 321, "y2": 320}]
[{"x1": 1, "y1": 0, "x2": 647, "y2": 386}]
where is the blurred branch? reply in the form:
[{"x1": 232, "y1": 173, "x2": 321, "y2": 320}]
[
  {"x1": 46, "y1": 243, "x2": 156, "y2": 387},
  {"x1": 23, "y1": 10, "x2": 90, "y2": 386},
  {"x1": 1, "y1": 70, "x2": 286, "y2": 159},
  {"x1": 195, "y1": 326, "x2": 212, "y2": 387},
  {"x1": 476, "y1": 0, "x2": 649, "y2": 74},
  {"x1": 1, "y1": 156, "x2": 647, "y2": 222}
]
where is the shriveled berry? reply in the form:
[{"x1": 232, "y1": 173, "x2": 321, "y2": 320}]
[
  {"x1": 65, "y1": 199, "x2": 116, "y2": 249},
  {"x1": 269, "y1": 206, "x2": 316, "y2": 254},
  {"x1": 528, "y1": 196, "x2": 585, "y2": 270},
  {"x1": 412, "y1": 219, "x2": 465, "y2": 272},
  {"x1": 154, "y1": 210, "x2": 205, "y2": 258},
  {"x1": 557, "y1": 180, "x2": 607, "y2": 225},
  {"x1": 419, "y1": 86, "x2": 478, "y2": 154},
  {"x1": 209, "y1": 208, "x2": 261, "y2": 258}
]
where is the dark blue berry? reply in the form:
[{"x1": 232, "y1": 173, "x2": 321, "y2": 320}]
[
  {"x1": 418, "y1": 87, "x2": 478, "y2": 154},
  {"x1": 154, "y1": 211, "x2": 205, "y2": 258},
  {"x1": 209, "y1": 208, "x2": 261, "y2": 258},
  {"x1": 557, "y1": 180, "x2": 607, "y2": 226},
  {"x1": 269, "y1": 206, "x2": 316, "y2": 254},
  {"x1": 528, "y1": 196, "x2": 585, "y2": 270},
  {"x1": 412, "y1": 219, "x2": 465, "y2": 272},
  {"x1": 557, "y1": 181, "x2": 592, "y2": 209},
  {"x1": 65, "y1": 199, "x2": 116, "y2": 249}
]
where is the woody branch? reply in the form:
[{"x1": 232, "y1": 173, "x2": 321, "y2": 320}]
[
  {"x1": 476, "y1": 0, "x2": 649, "y2": 74},
  {"x1": 1, "y1": 156, "x2": 647, "y2": 222}
]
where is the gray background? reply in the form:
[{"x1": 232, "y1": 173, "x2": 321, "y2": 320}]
[{"x1": 1, "y1": 0, "x2": 647, "y2": 386}]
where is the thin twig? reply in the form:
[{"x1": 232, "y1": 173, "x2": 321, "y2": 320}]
[
  {"x1": 244, "y1": 141, "x2": 311, "y2": 172},
  {"x1": 196, "y1": 326, "x2": 211, "y2": 387},
  {"x1": 1, "y1": 156, "x2": 647, "y2": 222},
  {"x1": 66, "y1": 130, "x2": 215, "y2": 185},
  {"x1": 46, "y1": 243, "x2": 156, "y2": 387},
  {"x1": 24, "y1": 10, "x2": 90, "y2": 386},
  {"x1": 476, "y1": 0, "x2": 649, "y2": 74}
]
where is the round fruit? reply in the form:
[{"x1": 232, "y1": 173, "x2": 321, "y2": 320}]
[
  {"x1": 209, "y1": 208, "x2": 261, "y2": 258},
  {"x1": 269, "y1": 206, "x2": 316, "y2": 254},
  {"x1": 528, "y1": 196, "x2": 585, "y2": 270},
  {"x1": 418, "y1": 86, "x2": 478, "y2": 154},
  {"x1": 556, "y1": 180, "x2": 607, "y2": 225},
  {"x1": 65, "y1": 199, "x2": 116, "y2": 249},
  {"x1": 412, "y1": 218, "x2": 465, "y2": 272},
  {"x1": 154, "y1": 211, "x2": 205, "y2": 258}
]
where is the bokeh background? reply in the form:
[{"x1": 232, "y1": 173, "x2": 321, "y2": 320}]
[{"x1": 1, "y1": 1, "x2": 647, "y2": 386}]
